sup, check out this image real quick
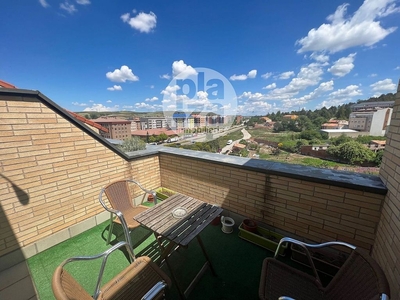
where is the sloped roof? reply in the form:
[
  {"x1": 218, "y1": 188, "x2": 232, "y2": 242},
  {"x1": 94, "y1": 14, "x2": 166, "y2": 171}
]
[
  {"x1": 0, "y1": 80, "x2": 16, "y2": 89},
  {"x1": 66, "y1": 110, "x2": 109, "y2": 133}
]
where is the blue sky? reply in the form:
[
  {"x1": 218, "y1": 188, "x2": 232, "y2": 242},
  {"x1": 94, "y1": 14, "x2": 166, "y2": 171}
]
[{"x1": 2, "y1": 0, "x2": 400, "y2": 115}]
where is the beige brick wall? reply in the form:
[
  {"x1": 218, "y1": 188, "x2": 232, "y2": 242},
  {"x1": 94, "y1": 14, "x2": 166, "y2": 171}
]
[
  {"x1": 374, "y1": 85, "x2": 400, "y2": 299},
  {"x1": 159, "y1": 153, "x2": 384, "y2": 251},
  {"x1": 0, "y1": 99, "x2": 160, "y2": 257}
]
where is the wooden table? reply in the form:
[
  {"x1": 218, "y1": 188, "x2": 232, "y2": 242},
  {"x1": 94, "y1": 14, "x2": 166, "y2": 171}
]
[{"x1": 134, "y1": 193, "x2": 223, "y2": 299}]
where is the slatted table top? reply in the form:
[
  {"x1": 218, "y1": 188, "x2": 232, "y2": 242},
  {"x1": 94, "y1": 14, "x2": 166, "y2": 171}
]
[{"x1": 134, "y1": 193, "x2": 223, "y2": 246}]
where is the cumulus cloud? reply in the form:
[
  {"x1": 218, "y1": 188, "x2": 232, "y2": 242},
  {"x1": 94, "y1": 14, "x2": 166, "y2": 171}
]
[
  {"x1": 310, "y1": 52, "x2": 330, "y2": 63},
  {"x1": 145, "y1": 96, "x2": 159, "y2": 102},
  {"x1": 263, "y1": 83, "x2": 276, "y2": 90},
  {"x1": 121, "y1": 11, "x2": 157, "y2": 33},
  {"x1": 230, "y1": 69, "x2": 258, "y2": 81},
  {"x1": 329, "y1": 85, "x2": 362, "y2": 99},
  {"x1": 76, "y1": 0, "x2": 90, "y2": 4},
  {"x1": 106, "y1": 65, "x2": 139, "y2": 82},
  {"x1": 107, "y1": 85, "x2": 122, "y2": 91},
  {"x1": 134, "y1": 102, "x2": 163, "y2": 111},
  {"x1": 261, "y1": 72, "x2": 273, "y2": 79},
  {"x1": 83, "y1": 104, "x2": 120, "y2": 112},
  {"x1": 278, "y1": 71, "x2": 295, "y2": 80},
  {"x1": 60, "y1": 2, "x2": 77, "y2": 14},
  {"x1": 106, "y1": 100, "x2": 112, "y2": 103},
  {"x1": 39, "y1": 0, "x2": 49, "y2": 8},
  {"x1": 297, "y1": 0, "x2": 399, "y2": 53},
  {"x1": 328, "y1": 53, "x2": 356, "y2": 77},
  {"x1": 172, "y1": 60, "x2": 197, "y2": 77},
  {"x1": 370, "y1": 78, "x2": 396, "y2": 92},
  {"x1": 369, "y1": 73, "x2": 378, "y2": 77}
]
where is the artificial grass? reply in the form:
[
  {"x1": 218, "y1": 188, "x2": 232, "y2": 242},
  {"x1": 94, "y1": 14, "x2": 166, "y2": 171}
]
[{"x1": 27, "y1": 220, "x2": 272, "y2": 299}]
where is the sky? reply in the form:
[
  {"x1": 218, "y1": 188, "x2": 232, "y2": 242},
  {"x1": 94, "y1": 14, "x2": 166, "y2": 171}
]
[{"x1": 2, "y1": 0, "x2": 400, "y2": 116}]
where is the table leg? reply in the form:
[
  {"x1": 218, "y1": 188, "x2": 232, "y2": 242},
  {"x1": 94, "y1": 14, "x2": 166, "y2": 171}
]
[{"x1": 196, "y1": 235, "x2": 217, "y2": 276}]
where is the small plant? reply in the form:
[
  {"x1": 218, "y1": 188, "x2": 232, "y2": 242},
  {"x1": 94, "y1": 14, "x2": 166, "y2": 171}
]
[{"x1": 120, "y1": 136, "x2": 146, "y2": 152}]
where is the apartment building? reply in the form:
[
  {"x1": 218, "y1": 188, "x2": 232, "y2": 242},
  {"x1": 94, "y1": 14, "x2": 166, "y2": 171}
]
[
  {"x1": 139, "y1": 117, "x2": 168, "y2": 130},
  {"x1": 351, "y1": 101, "x2": 394, "y2": 112},
  {"x1": 93, "y1": 117, "x2": 131, "y2": 140},
  {"x1": 348, "y1": 108, "x2": 392, "y2": 136}
]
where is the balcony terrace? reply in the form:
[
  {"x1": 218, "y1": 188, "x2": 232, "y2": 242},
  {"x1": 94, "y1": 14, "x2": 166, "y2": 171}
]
[{"x1": 1, "y1": 85, "x2": 399, "y2": 299}]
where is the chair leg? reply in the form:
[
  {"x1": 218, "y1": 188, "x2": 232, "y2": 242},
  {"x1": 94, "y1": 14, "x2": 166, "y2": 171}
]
[{"x1": 106, "y1": 220, "x2": 114, "y2": 245}]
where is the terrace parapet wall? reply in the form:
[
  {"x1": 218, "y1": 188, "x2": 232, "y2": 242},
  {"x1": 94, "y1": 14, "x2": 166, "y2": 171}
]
[
  {"x1": 159, "y1": 148, "x2": 386, "y2": 252},
  {"x1": 374, "y1": 82, "x2": 400, "y2": 299}
]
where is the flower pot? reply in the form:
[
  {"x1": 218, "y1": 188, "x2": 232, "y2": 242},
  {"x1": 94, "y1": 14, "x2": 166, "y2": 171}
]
[
  {"x1": 155, "y1": 187, "x2": 176, "y2": 200},
  {"x1": 242, "y1": 219, "x2": 258, "y2": 233},
  {"x1": 211, "y1": 215, "x2": 221, "y2": 226},
  {"x1": 147, "y1": 194, "x2": 154, "y2": 202}
]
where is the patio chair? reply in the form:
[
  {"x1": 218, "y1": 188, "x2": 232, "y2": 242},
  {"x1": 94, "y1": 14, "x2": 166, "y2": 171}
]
[
  {"x1": 99, "y1": 179, "x2": 157, "y2": 248},
  {"x1": 259, "y1": 237, "x2": 390, "y2": 300},
  {"x1": 52, "y1": 241, "x2": 171, "y2": 300}
]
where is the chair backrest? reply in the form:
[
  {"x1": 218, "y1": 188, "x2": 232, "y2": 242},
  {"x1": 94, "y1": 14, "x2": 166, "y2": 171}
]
[
  {"x1": 324, "y1": 248, "x2": 390, "y2": 300},
  {"x1": 52, "y1": 242, "x2": 171, "y2": 300},
  {"x1": 103, "y1": 180, "x2": 134, "y2": 214}
]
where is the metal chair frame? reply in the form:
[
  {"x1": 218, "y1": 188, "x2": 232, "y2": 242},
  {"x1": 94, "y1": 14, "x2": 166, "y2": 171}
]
[{"x1": 99, "y1": 179, "x2": 157, "y2": 249}]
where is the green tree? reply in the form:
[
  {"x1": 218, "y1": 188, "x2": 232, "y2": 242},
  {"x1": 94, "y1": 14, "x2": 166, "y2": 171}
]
[
  {"x1": 120, "y1": 136, "x2": 146, "y2": 152},
  {"x1": 330, "y1": 134, "x2": 353, "y2": 146},
  {"x1": 159, "y1": 132, "x2": 168, "y2": 142},
  {"x1": 327, "y1": 141, "x2": 375, "y2": 164}
]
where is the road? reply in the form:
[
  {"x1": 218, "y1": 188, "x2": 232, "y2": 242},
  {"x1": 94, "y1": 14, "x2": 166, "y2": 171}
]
[
  {"x1": 220, "y1": 128, "x2": 251, "y2": 154},
  {"x1": 179, "y1": 125, "x2": 245, "y2": 144}
]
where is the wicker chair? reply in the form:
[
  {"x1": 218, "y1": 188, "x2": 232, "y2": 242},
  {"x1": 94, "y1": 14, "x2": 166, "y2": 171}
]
[
  {"x1": 99, "y1": 179, "x2": 157, "y2": 248},
  {"x1": 259, "y1": 237, "x2": 390, "y2": 300},
  {"x1": 52, "y1": 241, "x2": 171, "y2": 300}
]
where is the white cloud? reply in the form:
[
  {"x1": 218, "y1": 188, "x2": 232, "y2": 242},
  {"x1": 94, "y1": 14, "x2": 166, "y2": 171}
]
[
  {"x1": 230, "y1": 74, "x2": 248, "y2": 81},
  {"x1": 329, "y1": 85, "x2": 362, "y2": 99},
  {"x1": 160, "y1": 74, "x2": 171, "y2": 80},
  {"x1": 370, "y1": 78, "x2": 396, "y2": 92},
  {"x1": 230, "y1": 69, "x2": 258, "y2": 81},
  {"x1": 76, "y1": 0, "x2": 90, "y2": 4},
  {"x1": 149, "y1": 85, "x2": 155, "y2": 89},
  {"x1": 121, "y1": 11, "x2": 157, "y2": 33},
  {"x1": 39, "y1": 0, "x2": 49, "y2": 8},
  {"x1": 60, "y1": 2, "x2": 77, "y2": 14},
  {"x1": 83, "y1": 104, "x2": 120, "y2": 112},
  {"x1": 310, "y1": 52, "x2": 329, "y2": 63},
  {"x1": 395, "y1": 66, "x2": 400, "y2": 70},
  {"x1": 172, "y1": 60, "x2": 197, "y2": 77},
  {"x1": 107, "y1": 85, "x2": 122, "y2": 91},
  {"x1": 328, "y1": 53, "x2": 356, "y2": 77},
  {"x1": 145, "y1": 96, "x2": 159, "y2": 102},
  {"x1": 278, "y1": 71, "x2": 295, "y2": 80},
  {"x1": 106, "y1": 65, "x2": 139, "y2": 82},
  {"x1": 369, "y1": 73, "x2": 378, "y2": 77},
  {"x1": 134, "y1": 102, "x2": 163, "y2": 111},
  {"x1": 297, "y1": 0, "x2": 399, "y2": 53},
  {"x1": 263, "y1": 83, "x2": 276, "y2": 90},
  {"x1": 72, "y1": 102, "x2": 87, "y2": 107},
  {"x1": 261, "y1": 72, "x2": 273, "y2": 79},
  {"x1": 106, "y1": 100, "x2": 112, "y2": 103},
  {"x1": 247, "y1": 69, "x2": 257, "y2": 78}
]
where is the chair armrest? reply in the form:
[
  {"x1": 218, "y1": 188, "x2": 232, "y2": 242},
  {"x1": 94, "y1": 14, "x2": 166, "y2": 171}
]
[{"x1": 126, "y1": 179, "x2": 157, "y2": 205}]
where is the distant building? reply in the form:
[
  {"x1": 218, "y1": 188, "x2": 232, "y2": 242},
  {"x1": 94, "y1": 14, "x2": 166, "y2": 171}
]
[
  {"x1": 351, "y1": 101, "x2": 394, "y2": 112},
  {"x1": 320, "y1": 129, "x2": 361, "y2": 138},
  {"x1": 282, "y1": 114, "x2": 298, "y2": 120},
  {"x1": 348, "y1": 108, "x2": 392, "y2": 136},
  {"x1": 93, "y1": 117, "x2": 131, "y2": 140},
  {"x1": 139, "y1": 117, "x2": 168, "y2": 130},
  {"x1": 321, "y1": 119, "x2": 348, "y2": 129},
  {"x1": 130, "y1": 117, "x2": 141, "y2": 131},
  {"x1": 368, "y1": 140, "x2": 386, "y2": 152}
]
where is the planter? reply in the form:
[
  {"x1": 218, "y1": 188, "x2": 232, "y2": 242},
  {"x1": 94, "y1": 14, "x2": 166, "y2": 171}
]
[
  {"x1": 290, "y1": 244, "x2": 347, "y2": 277},
  {"x1": 242, "y1": 219, "x2": 258, "y2": 233},
  {"x1": 238, "y1": 222, "x2": 287, "y2": 256},
  {"x1": 155, "y1": 187, "x2": 176, "y2": 200},
  {"x1": 211, "y1": 215, "x2": 221, "y2": 226}
]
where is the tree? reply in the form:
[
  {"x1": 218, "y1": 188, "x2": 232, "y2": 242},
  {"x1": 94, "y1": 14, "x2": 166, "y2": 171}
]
[
  {"x1": 327, "y1": 141, "x2": 375, "y2": 164},
  {"x1": 158, "y1": 133, "x2": 168, "y2": 142},
  {"x1": 120, "y1": 136, "x2": 146, "y2": 152},
  {"x1": 330, "y1": 134, "x2": 353, "y2": 146}
]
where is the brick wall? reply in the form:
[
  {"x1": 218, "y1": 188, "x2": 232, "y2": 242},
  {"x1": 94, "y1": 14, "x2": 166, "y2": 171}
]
[
  {"x1": 374, "y1": 84, "x2": 400, "y2": 298},
  {"x1": 160, "y1": 153, "x2": 384, "y2": 251},
  {"x1": 0, "y1": 99, "x2": 160, "y2": 257}
]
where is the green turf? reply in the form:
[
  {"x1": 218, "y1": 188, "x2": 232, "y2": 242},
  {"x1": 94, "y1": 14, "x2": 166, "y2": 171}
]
[{"x1": 27, "y1": 219, "x2": 277, "y2": 299}]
